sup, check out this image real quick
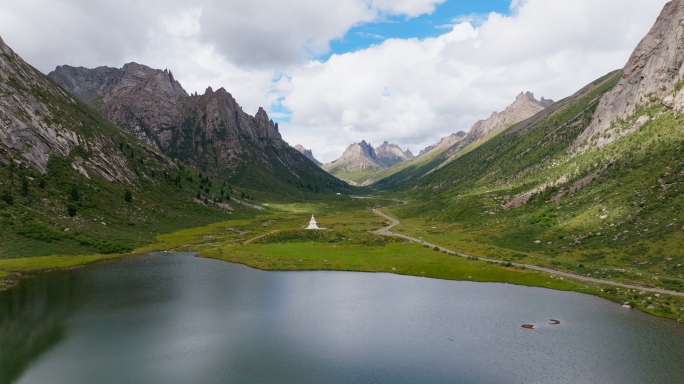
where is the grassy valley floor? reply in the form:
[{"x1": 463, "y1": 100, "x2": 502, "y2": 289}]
[
  {"x1": 2, "y1": 197, "x2": 683, "y2": 322},
  {"x1": 137, "y1": 199, "x2": 684, "y2": 321}
]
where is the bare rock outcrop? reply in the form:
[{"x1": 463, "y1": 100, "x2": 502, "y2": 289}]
[
  {"x1": 419, "y1": 131, "x2": 466, "y2": 156},
  {"x1": 294, "y1": 145, "x2": 322, "y2": 166},
  {"x1": 575, "y1": 0, "x2": 684, "y2": 151},
  {"x1": 0, "y1": 35, "x2": 136, "y2": 181},
  {"x1": 459, "y1": 92, "x2": 552, "y2": 151},
  {"x1": 324, "y1": 140, "x2": 381, "y2": 173},
  {"x1": 50, "y1": 64, "x2": 189, "y2": 150},
  {"x1": 48, "y1": 63, "x2": 323, "y2": 179},
  {"x1": 430, "y1": 92, "x2": 553, "y2": 161},
  {"x1": 375, "y1": 141, "x2": 414, "y2": 167},
  {"x1": 323, "y1": 140, "x2": 414, "y2": 173}
]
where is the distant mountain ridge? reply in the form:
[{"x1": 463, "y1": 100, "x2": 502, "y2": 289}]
[
  {"x1": 445, "y1": 92, "x2": 553, "y2": 156},
  {"x1": 373, "y1": 91, "x2": 554, "y2": 189},
  {"x1": 324, "y1": 140, "x2": 413, "y2": 171},
  {"x1": 324, "y1": 140, "x2": 382, "y2": 174},
  {"x1": 49, "y1": 63, "x2": 348, "y2": 195},
  {"x1": 375, "y1": 141, "x2": 414, "y2": 167},
  {"x1": 418, "y1": 132, "x2": 466, "y2": 156},
  {"x1": 294, "y1": 145, "x2": 322, "y2": 166}
]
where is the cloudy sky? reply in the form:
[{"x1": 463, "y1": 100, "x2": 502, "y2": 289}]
[{"x1": 0, "y1": 0, "x2": 669, "y2": 162}]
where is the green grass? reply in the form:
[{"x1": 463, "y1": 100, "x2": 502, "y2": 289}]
[
  {"x1": 201, "y1": 242, "x2": 581, "y2": 289},
  {"x1": 0, "y1": 254, "x2": 122, "y2": 289},
  {"x1": 369, "y1": 71, "x2": 684, "y2": 298},
  {"x1": 133, "y1": 204, "x2": 684, "y2": 322}
]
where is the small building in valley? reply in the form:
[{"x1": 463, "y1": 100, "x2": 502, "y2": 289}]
[{"x1": 306, "y1": 215, "x2": 324, "y2": 230}]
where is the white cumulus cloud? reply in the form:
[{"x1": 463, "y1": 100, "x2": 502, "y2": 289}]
[{"x1": 280, "y1": 0, "x2": 668, "y2": 162}]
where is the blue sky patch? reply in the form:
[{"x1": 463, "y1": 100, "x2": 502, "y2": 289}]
[
  {"x1": 272, "y1": 0, "x2": 513, "y2": 126},
  {"x1": 324, "y1": 0, "x2": 512, "y2": 59}
]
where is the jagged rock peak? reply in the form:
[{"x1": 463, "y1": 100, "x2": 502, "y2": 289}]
[
  {"x1": 322, "y1": 140, "x2": 381, "y2": 173},
  {"x1": 323, "y1": 139, "x2": 415, "y2": 173},
  {"x1": 574, "y1": 0, "x2": 684, "y2": 151},
  {"x1": 510, "y1": 91, "x2": 553, "y2": 110},
  {"x1": 375, "y1": 141, "x2": 414, "y2": 167},
  {"x1": 444, "y1": 91, "x2": 553, "y2": 156},
  {"x1": 49, "y1": 63, "x2": 282, "y2": 160},
  {"x1": 294, "y1": 145, "x2": 322, "y2": 166},
  {"x1": 539, "y1": 97, "x2": 554, "y2": 107},
  {"x1": 340, "y1": 140, "x2": 375, "y2": 159}
]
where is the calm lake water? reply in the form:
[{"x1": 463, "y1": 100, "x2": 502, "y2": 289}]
[{"x1": 2, "y1": 252, "x2": 684, "y2": 384}]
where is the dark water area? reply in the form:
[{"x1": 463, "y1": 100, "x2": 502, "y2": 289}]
[{"x1": 2, "y1": 252, "x2": 684, "y2": 384}]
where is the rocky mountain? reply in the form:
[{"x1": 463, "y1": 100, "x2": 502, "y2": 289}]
[
  {"x1": 574, "y1": 0, "x2": 684, "y2": 152},
  {"x1": 48, "y1": 64, "x2": 347, "y2": 194},
  {"x1": 0, "y1": 35, "x2": 258, "y2": 257},
  {"x1": 49, "y1": 64, "x2": 188, "y2": 150},
  {"x1": 447, "y1": 92, "x2": 553, "y2": 156},
  {"x1": 373, "y1": 92, "x2": 554, "y2": 189},
  {"x1": 0, "y1": 38, "x2": 141, "y2": 180},
  {"x1": 323, "y1": 140, "x2": 414, "y2": 174},
  {"x1": 294, "y1": 145, "x2": 322, "y2": 166},
  {"x1": 323, "y1": 140, "x2": 381, "y2": 174},
  {"x1": 322, "y1": 140, "x2": 414, "y2": 185},
  {"x1": 418, "y1": 132, "x2": 466, "y2": 157},
  {"x1": 375, "y1": 141, "x2": 414, "y2": 167}
]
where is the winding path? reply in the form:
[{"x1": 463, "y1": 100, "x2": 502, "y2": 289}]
[
  {"x1": 244, "y1": 230, "x2": 278, "y2": 245},
  {"x1": 371, "y1": 209, "x2": 684, "y2": 298}
]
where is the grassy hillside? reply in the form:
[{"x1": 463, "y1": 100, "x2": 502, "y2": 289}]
[
  {"x1": 0, "y1": 139, "x2": 260, "y2": 259},
  {"x1": 226, "y1": 141, "x2": 353, "y2": 197},
  {"x1": 380, "y1": 70, "x2": 684, "y2": 296}
]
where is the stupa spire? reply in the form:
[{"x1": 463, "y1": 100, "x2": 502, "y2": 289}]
[{"x1": 306, "y1": 214, "x2": 320, "y2": 230}]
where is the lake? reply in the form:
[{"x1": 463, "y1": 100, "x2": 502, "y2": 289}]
[{"x1": 2, "y1": 252, "x2": 684, "y2": 383}]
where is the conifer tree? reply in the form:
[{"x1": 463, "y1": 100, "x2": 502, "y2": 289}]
[{"x1": 71, "y1": 185, "x2": 79, "y2": 201}]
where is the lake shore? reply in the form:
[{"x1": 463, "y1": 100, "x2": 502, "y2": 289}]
[
  {"x1": 0, "y1": 254, "x2": 124, "y2": 291},
  {"x1": 2, "y1": 204, "x2": 683, "y2": 323}
]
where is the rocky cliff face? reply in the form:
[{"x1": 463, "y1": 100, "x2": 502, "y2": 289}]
[
  {"x1": 0, "y1": 36, "x2": 147, "y2": 181},
  {"x1": 49, "y1": 64, "x2": 282, "y2": 158},
  {"x1": 50, "y1": 64, "x2": 188, "y2": 150},
  {"x1": 294, "y1": 145, "x2": 322, "y2": 166},
  {"x1": 374, "y1": 141, "x2": 414, "y2": 167},
  {"x1": 48, "y1": 63, "x2": 337, "y2": 191},
  {"x1": 418, "y1": 132, "x2": 466, "y2": 156},
  {"x1": 575, "y1": 0, "x2": 684, "y2": 151}
]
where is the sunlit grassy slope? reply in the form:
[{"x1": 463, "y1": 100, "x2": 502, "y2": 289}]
[{"x1": 374, "y1": 70, "x2": 684, "y2": 302}]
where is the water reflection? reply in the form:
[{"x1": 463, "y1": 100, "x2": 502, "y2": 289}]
[
  {"x1": 0, "y1": 274, "x2": 75, "y2": 384},
  {"x1": 2, "y1": 253, "x2": 684, "y2": 384}
]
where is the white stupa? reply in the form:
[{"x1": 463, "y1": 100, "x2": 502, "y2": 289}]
[{"x1": 306, "y1": 215, "x2": 321, "y2": 230}]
